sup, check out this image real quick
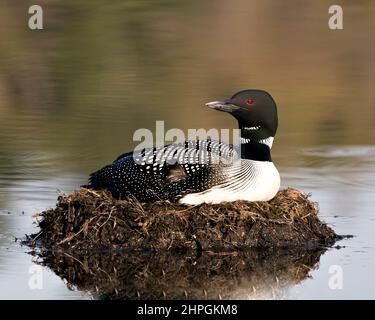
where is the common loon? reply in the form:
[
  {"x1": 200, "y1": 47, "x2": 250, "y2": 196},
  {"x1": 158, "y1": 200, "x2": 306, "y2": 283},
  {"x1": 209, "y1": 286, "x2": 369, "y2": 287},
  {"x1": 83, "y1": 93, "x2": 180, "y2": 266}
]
[{"x1": 88, "y1": 89, "x2": 280, "y2": 205}]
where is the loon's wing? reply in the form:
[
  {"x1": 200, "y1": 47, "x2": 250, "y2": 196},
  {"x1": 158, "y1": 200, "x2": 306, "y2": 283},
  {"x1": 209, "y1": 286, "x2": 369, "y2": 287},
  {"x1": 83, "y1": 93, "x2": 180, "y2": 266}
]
[{"x1": 88, "y1": 140, "x2": 236, "y2": 201}]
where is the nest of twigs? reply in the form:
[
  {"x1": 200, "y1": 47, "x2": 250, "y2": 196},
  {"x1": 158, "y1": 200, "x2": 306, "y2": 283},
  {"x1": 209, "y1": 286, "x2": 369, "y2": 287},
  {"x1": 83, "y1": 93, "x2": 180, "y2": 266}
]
[{"x1": 27, "y1": 187, "x2": 340, "y2": 251}]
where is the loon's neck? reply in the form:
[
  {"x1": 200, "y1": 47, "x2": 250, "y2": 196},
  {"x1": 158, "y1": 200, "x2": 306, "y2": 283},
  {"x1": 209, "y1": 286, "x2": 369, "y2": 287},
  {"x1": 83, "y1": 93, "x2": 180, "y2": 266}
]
[
  {"x1": 240, "y1": 141, "x2": 272, "y2": 161},
  {"x1": 239, "y1": 127, "x2": 273, "y2": 162}
]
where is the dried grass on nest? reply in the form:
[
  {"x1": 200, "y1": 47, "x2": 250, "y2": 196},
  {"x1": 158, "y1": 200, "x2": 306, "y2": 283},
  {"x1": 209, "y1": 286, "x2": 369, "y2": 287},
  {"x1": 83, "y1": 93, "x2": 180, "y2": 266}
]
[{"x1": 28, "y1": 187, "x2": 340, "y2": 251}]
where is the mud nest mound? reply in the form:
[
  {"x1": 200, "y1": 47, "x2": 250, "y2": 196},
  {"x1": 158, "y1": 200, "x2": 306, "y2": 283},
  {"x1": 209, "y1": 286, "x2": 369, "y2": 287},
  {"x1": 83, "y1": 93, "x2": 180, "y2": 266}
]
[{"x1": 28, "y1": 188, "x2": 340, "y2": 251}]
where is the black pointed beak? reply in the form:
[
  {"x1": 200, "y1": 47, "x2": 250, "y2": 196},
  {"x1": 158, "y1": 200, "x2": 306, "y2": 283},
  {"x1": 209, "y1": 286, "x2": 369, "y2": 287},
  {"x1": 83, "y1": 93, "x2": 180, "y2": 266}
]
[{"x1": 205, "y1": 101, "x2": 240, "y2": 113}]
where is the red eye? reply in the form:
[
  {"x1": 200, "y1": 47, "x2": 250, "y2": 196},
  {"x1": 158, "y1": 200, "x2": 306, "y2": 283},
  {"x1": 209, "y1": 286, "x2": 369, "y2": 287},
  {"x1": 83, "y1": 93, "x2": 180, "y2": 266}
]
[{"x1": 245, "y1": 98, "x2": 254, "y2": 106}]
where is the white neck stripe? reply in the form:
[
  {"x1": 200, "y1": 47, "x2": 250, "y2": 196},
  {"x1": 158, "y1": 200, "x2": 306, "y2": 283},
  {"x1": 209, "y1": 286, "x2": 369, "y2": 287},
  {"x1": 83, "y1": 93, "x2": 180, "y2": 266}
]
[{"x1": 240, "y1": 137, "x2": 274, "y2": 148}]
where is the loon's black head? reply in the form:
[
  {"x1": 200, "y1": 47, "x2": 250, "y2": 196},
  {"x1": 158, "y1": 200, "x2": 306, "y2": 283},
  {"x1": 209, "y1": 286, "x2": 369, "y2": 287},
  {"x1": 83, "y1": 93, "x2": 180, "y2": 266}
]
[{"x1": 206, "y1": 89, "x2": 278, "y2": 141}]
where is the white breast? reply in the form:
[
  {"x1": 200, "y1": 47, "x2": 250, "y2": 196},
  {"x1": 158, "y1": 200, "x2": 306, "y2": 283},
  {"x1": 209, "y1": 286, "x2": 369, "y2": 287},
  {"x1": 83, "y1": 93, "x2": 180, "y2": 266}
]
[{"x1": 179, "y1": 160, "x2": 280, "y2": 205}]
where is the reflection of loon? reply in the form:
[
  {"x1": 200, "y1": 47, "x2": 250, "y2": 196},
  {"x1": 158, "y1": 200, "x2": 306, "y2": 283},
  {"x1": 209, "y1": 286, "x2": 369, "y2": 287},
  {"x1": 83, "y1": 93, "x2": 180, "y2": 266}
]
[{"x1": 88, "y1": 89, "x2": 280, "y2": 204}]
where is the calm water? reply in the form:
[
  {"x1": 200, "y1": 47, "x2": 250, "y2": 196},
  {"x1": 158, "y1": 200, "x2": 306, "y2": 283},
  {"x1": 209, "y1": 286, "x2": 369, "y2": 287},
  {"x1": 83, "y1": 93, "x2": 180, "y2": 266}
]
[{"x1": 1, "y1": 0, "x2": 375, "y2": 299}]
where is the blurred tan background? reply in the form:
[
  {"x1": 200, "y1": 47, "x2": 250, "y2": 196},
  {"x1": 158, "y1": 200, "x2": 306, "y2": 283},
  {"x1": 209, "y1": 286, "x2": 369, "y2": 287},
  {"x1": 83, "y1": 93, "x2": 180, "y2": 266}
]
[{"x1": 0, "y1": 0, "x2": 374, "y2": 172}]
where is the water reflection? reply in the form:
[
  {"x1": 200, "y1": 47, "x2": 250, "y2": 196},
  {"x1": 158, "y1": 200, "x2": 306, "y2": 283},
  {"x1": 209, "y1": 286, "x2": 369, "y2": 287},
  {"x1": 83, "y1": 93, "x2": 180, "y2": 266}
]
[
  {"x1": 301, "y1": 145, "x2": 375, "y2": 160},
  {"x1": 34, "y1": 248, "x2": 327, "y2": 300}
]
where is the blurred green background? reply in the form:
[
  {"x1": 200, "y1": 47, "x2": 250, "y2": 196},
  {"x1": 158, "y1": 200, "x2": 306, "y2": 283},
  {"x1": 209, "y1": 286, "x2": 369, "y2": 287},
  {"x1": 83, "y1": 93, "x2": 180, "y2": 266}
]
[{"x1": 1, "y1": 0, "x2": 374, "y2": 176}]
